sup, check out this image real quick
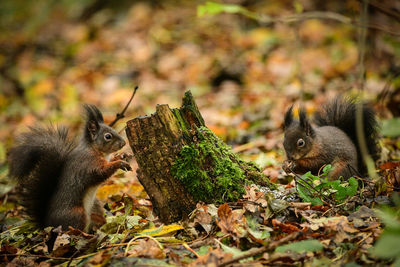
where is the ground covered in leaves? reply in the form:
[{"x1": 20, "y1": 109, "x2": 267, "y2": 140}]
[{"x1": 1, "y1": 0, "x2": 400, "y2": 266}]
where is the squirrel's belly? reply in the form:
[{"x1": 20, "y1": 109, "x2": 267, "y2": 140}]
[{"x1": 83, "y1": 186, "x2": 99, "y2": 221}]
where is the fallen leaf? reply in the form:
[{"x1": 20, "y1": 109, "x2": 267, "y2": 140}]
[{"x1": 126, "y1": 238, "x2": 165, "y2": 259}]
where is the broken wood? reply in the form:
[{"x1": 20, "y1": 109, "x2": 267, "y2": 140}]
[{"x1": 126, "y1": 91, "x2": 275, "y2": 223}]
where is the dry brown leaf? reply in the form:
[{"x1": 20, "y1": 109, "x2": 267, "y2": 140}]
[
  {"x1": 7, "y1": 257, "x2": 38, "y2": 267},
  {"x1": 189, "y1": 248, "x2": 233, "y2": 267},
  {"x1": 51, "y1": 234, "x2": 71, "y2": 257},
  {"x1": 272, "y1": 219, "x2": 301, "y2": 234},
  {"x1": 126, "y1": 238, "x2": 165, "y2": 259},
  {"x1": 216, "y1": 203, "x2": 245, "y2": 239}
]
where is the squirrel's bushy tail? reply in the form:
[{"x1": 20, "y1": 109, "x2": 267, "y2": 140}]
[
  {"x1": 314, "y1": 97, "x2": 379, "y2": 174},
  {"x1": 7, "y1": 126, "x2": 75, "y2": 226}
]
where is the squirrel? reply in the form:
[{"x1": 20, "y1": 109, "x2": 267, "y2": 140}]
[
  {"x1": 7, "y1": 104, "x2": 132, "y2": 232},
  {"x1": 282, "y1": 97, "x2": 379, "y2": 180}
]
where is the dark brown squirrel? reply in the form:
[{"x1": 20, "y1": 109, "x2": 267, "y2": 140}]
[
  {"x1": 7, "y1": 104, "x2": 132, "y2": 232},
  {"x1": 282, "y1": 97, "x2": 379, "y2": 180}
]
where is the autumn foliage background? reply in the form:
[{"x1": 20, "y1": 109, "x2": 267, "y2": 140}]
[{"x1": 1, "y1": 0, "x2": 400, "y2": 266}]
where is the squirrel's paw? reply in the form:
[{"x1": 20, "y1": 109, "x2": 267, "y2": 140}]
[
  {"x1": 121, "y1": 152, "x2": 133, "y2": 161},
  {"x1": 112, "y1": 152, "x2": 133, "y2": 162},
  {"x1": 118, "y1": 160, "x2": 132, "y2": 172},
  {"x1": 282, "y1": 160, "x2": 295, "y2": 174}
]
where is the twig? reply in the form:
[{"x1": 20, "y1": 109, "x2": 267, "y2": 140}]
[
  {"x1": 188, "y1": 237, "x2": 215, "y2": 249},
  {"x1": 362, "y1": 0, "x2": 400, "y2": 22},
  {"x1": 108, "y1": 86, "x2": 139, "y2": 127},
  {"x1": 357, "y1": 232, "x2": 373, "y2": 245},
  {"x1": 0, "y1": 250, "x2": 102, "y2": 261},
  {"x1": 0, "y1": 253, "x2": 71, "y2": 260},
  {"x1": 293, "y1": 172, "x2": 325, "y2": 201},
  {"x1": 357, "y1": 0, "x2": 368, "y2": 91},
  {"x1": 235, "y1": 9, "x2": 400, "y2": 36},
  {"x1": 356, "y1": 0, "x2": 378, "y2": 181},
  {"x1": 294, "y1": 175, "x2": 316, "y2": 196},
  {"x1": 217, "y1": 231, "x2": 302, "y2": 267},
  {"x1": 289, "y1": 202, "x2": 312, "y2": 209},
  {"x1": 183, "y1": 242, "x2": 200, "y2": 258},
  {"x1": 293, "y1": 23, "x2": 305, "y2": 99},
  {"x1": 66, "y1": 235, "x2": 98, "y2": 267},
  {"x1": 124, "y1": 235, "x2": 163, "y2": 256}
]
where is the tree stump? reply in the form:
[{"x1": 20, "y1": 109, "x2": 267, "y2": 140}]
[{"x1": 126, "y1": 91, "x2": 275, "y2": 223}]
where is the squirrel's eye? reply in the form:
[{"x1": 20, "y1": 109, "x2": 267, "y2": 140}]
[
  {"x1": 297, "y1": 138, "x2": 305, "y2": 147},
  {"x1": 104, "y1": 133, "x2": 113, "y2": 141}
]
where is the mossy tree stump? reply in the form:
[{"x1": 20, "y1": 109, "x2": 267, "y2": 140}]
[{"x1": 126, "y1": 91, "x2": 274, "y2": 223}]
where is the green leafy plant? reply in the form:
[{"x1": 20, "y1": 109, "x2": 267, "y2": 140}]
[
  {"x1": 296, "y1": 165, "x2": 358, "y2": 206},
  {"x1": 371, "y1": 197, "x2": 400, "y2": 266},
  {"x1": 275, "y1": 239, "x2": 323, "y2": 254},
  {"x1": 381, "y1": 117, "x2": 400, "y2": 138}
]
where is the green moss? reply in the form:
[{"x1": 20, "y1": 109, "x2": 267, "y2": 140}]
[
  {"x1": 171, "y1": 108, "x2": 190, "y2": 137},
  {"x1": 171, "y1": 127, "x2": 249, "y2": 203}
]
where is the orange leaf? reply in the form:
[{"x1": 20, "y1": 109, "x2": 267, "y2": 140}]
[{"x1": 379, "y1": 161, "x2": 400, "y2": 170}]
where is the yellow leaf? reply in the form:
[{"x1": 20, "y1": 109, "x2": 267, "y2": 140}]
[
  {"x1": 96, "y1": 184, "x2": 126, "y2": 201},
  {"x1": 138, "y1": 224, "x2": 184, "y2": 237},
  {"x1": 32, "y1": 79, "x2": 53, "y2": 95},
  {"x1": 60, "y1": 84, "x2": 79, "y2": 113},
  {"x1": 128, "y1": 183, "x2": 145, "y2": 197},
  {"x1": 248, "y1": 28, "x2": 274, "y2": 45}
]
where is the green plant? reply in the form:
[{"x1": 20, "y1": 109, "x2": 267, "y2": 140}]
[
  {"x1": 371, "y1": 197, "x2": 400, "y2": 266},
  {"x1": 296, "y1": 165, "x2": 358, "y2": 206},
  {"x1": 275, "y1": 239, "x2": 323, "y2": 254}
]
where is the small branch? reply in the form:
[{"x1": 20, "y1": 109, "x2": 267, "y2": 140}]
[
  {"x1": 275, "y1": 11, "x2": 352, "y2": 24},
  {"x1": 183, "y1": 242, "x2": 200, "y2": 258},
  {"x1": 188, "y1": 237, "x2": 215, "y2": 249},
  {"x1": 233, "y1": 9, "x2": 400, "y2": 36},
  {"x1": 357, "y1": 0, "x2": 368, "y2": 90},
  {"x1": 0, "y1": 253, "x2": 71, "y2": 260},
  {"x1": 293, "y1": 21, "x2": 305, "y2": 99},
  {"x1": 0, "y1": 251, "x2": 102, "y2": 261},
  {"x1": 356, "y1": 0, "x2": 378, "y2": 180},
  {"x1": 109, "y1": 86, "x2": 139, "y2": 127},
  {"x1": 124, "y1": 235, "x2": 163, "y2": 257},
  {"x1": 363, "y1": 0, "x2": 400, "y2": 22},
  {"x1": 217, "y1": 231, "x2": 302, "y2": 267}
]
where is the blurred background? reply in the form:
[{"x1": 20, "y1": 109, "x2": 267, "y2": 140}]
[{"x1": 1, "y1": 0, "x2": 399, "y2": 176}]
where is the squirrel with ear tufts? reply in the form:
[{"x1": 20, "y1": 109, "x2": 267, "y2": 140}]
[
  {"x1": 7, "y1": 104, "x2": 132, "y2": 232},
  {"x1": 282, "y1": 97, "x2": 379, "y2": 180}
]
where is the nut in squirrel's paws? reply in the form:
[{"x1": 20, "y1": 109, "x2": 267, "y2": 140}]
[
  {"x1": 283, "y1": 160, "x2": 295, "y2": 174},
  {"x1": 118, "y1": 160, "x2": 132, "y2": 172}
]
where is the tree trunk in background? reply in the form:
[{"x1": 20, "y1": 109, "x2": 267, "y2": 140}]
[{"x1": 126, "y1": 91, "x2": 274, "y2": 223}]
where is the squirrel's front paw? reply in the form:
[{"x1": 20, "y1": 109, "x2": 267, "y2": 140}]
[
  {"x1": 120, "y1": 152, "x2": 133, "y2": 161},
  {"x1": 283, "y1": 160, "x2": 295, "y2": 174},
  {"x1": 118, "y1": 160, "x2": 132, "y2": 171},
  {"x1": 112, "y1": 152, "x2": 133, "y2": 162}
]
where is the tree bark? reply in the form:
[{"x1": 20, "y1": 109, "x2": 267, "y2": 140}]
[{"x1": 126, "y1": 91, "x2": 274, "y2": 223}]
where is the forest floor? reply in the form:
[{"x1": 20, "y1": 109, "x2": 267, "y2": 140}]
[{"x1": 0, "y1": 1, "x2": 400, "y2": 266}]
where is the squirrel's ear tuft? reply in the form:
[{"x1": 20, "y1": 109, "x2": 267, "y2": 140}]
[
  {"x1": 84, "y1": 104, "x2": 104, "y2": 124},
  {"x1": 284, "y1": 105, "x2": 294, "y2": 129},
  {"x1": 83, "y1": 104, "x2": 104, "y2": 142},
  {"x1": 86, "y1": 120, "x2": 99, "y2": 141},
  {"x1": 299, "y1": 108, "x2": 315, "y2": 137}
]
